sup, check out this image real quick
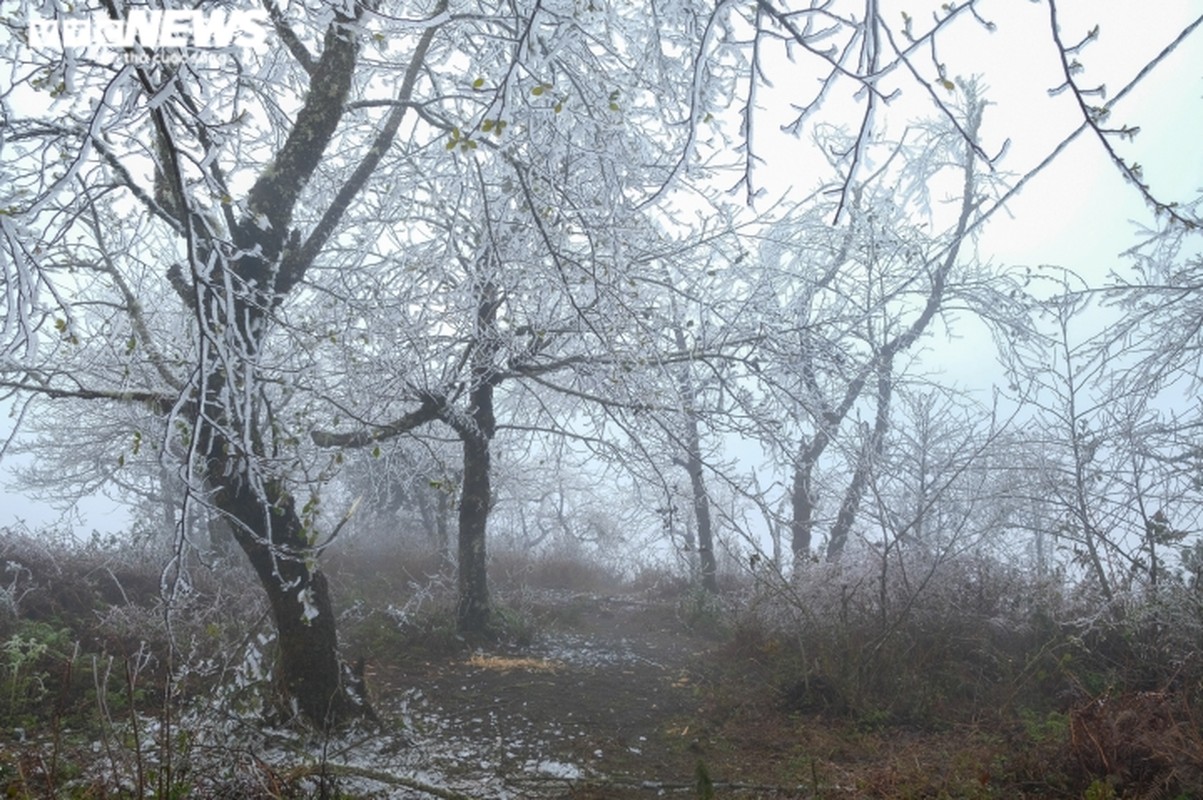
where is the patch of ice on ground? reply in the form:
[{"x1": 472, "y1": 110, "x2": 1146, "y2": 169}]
[
  {"x1": 533, "y1": 632, "x2": 661, "y2": 668},
  {"x1": 533, "y1": 759, "x2": 583, "y2": 780}
]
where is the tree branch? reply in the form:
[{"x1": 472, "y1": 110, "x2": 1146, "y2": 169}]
[
  {"x1": 1047, "y1": 1, "x2": 1202, "y2": 229},
  {"x1": 280, "y1": 0, "x2": 449, "y2": 286},
  {"x1": 310, "y1": 394, "x2": 445, "y2": 448}
]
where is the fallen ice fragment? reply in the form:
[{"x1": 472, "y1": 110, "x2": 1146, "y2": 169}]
[{"x1": 537, "y1": 760, "x2": 583, "y2": 780}]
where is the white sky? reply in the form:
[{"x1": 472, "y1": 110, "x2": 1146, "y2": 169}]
[
  {"x1": 955, "y1": 2, "x2": 1202, "y2": 390},
  {"x1": 2, "y1": 0, "x2": 1201, "y2": 534},
  {"x1": 968, "y1": 1, "x2": 1203, "y2": 265}
]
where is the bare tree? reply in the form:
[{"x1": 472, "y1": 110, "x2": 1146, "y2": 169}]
[{"x1": 729, "y1": 91, "x2": 994, "y2": 567}]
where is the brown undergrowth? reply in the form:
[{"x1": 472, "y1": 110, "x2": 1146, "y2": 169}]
[
  {"x1": 712, "y1": 554, "x2": 1203, "y2": 799},
  {"x1": 2, "y1": 528, "x2": 1202, "y2": 798}
]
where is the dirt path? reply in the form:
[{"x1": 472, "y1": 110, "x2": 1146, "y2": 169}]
[
  {"x1": 294, "y1": 588, "x2": 1063, "y2": 798},
  {"x1": 362, "y1": 593, "x2": 734, "y2": 798}
]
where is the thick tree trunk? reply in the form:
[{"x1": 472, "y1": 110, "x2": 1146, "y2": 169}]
[
  {"x1": 174, "y1": 9, "x2": 366, "y2": 728},
  {"x1": 790, "y1": 451, "x2": 816, "y2": 564},
  {"x1": 457, "y1": 429, "x2": 492, "y2": 636},
  {"x1": 453, "y1": 279, "x2": 500, "y2": 636},
  {"x1": 211, "y1": 463, "x2": 365, "y2": 727}
]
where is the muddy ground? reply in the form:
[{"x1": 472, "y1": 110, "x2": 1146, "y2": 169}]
[
  {"x1": 369, "y1": 594, "x2": 728, "y2": 798},
  {"x1": 333, "y1": 591, "x2": 1005, "y2": 799}
]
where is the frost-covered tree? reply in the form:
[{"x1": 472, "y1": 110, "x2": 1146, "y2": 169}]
[
  {"x1": 0, "y1": 0, "x2": 701, "y2": 721},
  {"x1": 735, "y1": 91, "x2": 1004, "y2": 567},
  {"x1": 1, "y1": 0, "x2": 1197, "y2": 728},
  {"x1": 999, "y1": 253, "x2": 1203, "y2": 599}
]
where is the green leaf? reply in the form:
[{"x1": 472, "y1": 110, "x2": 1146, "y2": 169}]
[
  {"x1": 472, "y1": 77, "x2": 485, "y2": 89},
  {"x1": 531, "y1": 85, "x2": 545, "y2": 96}
]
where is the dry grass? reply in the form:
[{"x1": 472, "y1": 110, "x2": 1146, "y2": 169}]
[
  {"x1": 465, "y1": 653, "x2": 562, "y2": 673},
  {"x1": 4, "y1": 528, "x2": 1202, "y2": 798}
]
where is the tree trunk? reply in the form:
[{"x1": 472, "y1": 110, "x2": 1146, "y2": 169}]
[
  {"x1": 209, "y1": 451, "x2": 365, "y2": 727},
  {"x1": 176, "y1": 9, "x2": 366, "y2": 728},
  {"x1": 455, "y1": 369, "x2": 496, "y2": 635},
  {"x1": 790, "y1": 448, "x2": 816, "y2": 564},
  {"x1": 457, "y1": 427, "x2": 492, "y2": 636},
  {"x1": 672, "y1": 322, "x2": 718, "y2": 593},
  {"x1": 826, "y1": 364, "x2": 893, "y2": 561},
  {"x1": 453, "y1": 278, "x2": 501, "y2": 636},
  {"x1": 682, "y1": 428, "x2": 718, "y2": 593}
]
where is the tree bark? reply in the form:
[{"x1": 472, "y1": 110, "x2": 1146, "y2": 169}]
[
  {"x1": 790, "y1": 442, "x2": 817, "y2": 563},
  {"x1": 167, "y1": 7, "x2": 368, "y2": 727},
  {"x1": 457, "y1": 424, "x2": 493, "y2": 636},
  {"x1": 672, "y1": 322, "x2": 718, "y2": 592},
  {"x1": 682, "y1": 417, "x2": 718, "y2": 593},
  {"x1": 826, "y1": 362, "x2": 893, "y2": 560},
  {"x1": 212, "y1": 467, "x2": 363, "y2": 726},
  {"x1": 450, "y1": 277, "x2": 500, "y2": 636}
]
